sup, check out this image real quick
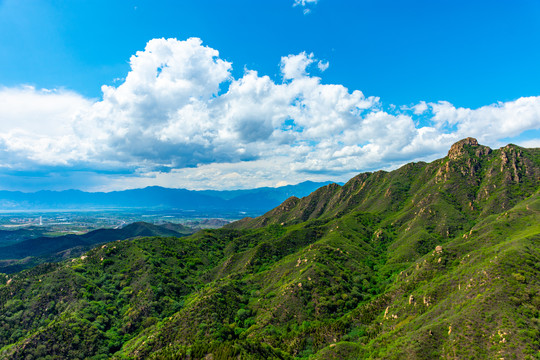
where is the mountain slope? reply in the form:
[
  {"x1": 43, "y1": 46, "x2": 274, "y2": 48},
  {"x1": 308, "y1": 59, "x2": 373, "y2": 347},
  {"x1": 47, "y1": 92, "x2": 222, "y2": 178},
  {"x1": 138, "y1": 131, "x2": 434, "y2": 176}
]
[
  {"x1": 233, "y1": 138, "x2": 538, "y2": 228},
  {"x1": 0, "y1": 228, "x2": 48, "y2": 247},
  {"x1": 0, "y1": 139, "x2": 538, "y2": 360},
  {"x1": 0, "y1": 222, "x2": 194, "y2": 274}
]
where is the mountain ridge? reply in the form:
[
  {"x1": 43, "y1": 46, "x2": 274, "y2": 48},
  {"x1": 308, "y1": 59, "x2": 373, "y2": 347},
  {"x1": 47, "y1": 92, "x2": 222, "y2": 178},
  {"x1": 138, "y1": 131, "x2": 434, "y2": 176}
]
[
  {"x1": 230, "y1": 140, "x2": 538, "y2": 229},
  {"x1": 0, "y1": 138, "x2": 538, "y2": 359},
  {"x1": 0, "y1": 181, "x2": 335, "y2": 212}
]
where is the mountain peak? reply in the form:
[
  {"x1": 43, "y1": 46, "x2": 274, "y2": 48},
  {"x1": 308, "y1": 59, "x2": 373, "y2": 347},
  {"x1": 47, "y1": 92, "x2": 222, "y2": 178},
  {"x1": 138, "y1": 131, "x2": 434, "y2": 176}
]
[{"x1": 448, "y1": 137, "x2": 491, "y2": 159}]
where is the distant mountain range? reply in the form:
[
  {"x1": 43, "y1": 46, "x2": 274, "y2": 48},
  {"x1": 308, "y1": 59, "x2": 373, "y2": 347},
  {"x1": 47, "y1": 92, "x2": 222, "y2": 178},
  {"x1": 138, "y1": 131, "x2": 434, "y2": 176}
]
[{"x1": 0, "y1": 181, "x2": 336, "y2": 211}]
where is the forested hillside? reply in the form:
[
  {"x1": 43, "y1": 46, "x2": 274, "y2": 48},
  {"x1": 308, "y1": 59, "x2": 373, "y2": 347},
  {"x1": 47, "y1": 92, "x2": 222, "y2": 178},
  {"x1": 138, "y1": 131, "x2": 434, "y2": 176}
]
[
  {"x1": 0, "y1": 138, "x2": 538, "y2": 359},
  {"x1": 0, "y1": 222, "x2": 194, "y2": 274}
]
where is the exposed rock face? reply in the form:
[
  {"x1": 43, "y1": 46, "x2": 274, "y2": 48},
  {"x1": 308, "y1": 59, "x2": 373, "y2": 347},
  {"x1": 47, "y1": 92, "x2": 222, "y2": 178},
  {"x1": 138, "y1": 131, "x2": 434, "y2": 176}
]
[
  {"x1": 448, "y1": 137, "x2": 479, "y2": 159},
  {"x1": 498, "y1": 144, "x2": 532, "y2": 183},
  {"x1": 447, "y1": 137, "x2": 492, "y2": 160}
]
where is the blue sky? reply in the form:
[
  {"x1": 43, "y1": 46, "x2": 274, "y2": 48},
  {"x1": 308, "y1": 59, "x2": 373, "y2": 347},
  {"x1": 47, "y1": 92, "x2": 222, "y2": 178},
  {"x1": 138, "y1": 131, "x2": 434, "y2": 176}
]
[{"x1": 0, "y1": 0, "x2": 539, "y2": 191}]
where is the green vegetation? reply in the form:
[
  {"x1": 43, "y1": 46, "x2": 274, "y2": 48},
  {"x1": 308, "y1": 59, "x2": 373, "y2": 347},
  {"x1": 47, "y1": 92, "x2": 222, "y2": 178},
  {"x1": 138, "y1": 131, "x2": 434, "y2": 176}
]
[
  {"x1": 0, "y1": 221, "x2": 195, "y2": 274},
  {"x1": 0, "y1": 139, "x2": 539, "y2": 359}
]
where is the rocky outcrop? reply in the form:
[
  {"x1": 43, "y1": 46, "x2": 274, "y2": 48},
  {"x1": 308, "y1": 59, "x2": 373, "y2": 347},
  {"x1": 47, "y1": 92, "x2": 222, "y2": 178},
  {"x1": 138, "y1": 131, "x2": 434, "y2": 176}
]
[{"x1": 447, "y1": 137, "x2": 492, "y2": 160}]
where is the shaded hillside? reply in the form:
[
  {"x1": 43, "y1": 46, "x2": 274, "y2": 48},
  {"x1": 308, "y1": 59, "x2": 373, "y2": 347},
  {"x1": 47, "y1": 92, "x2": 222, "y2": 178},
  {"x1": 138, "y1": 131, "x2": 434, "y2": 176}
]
[
  {"x1": 0, "y1": 222, "x2": 194, "y2": 274},
  {"x1": 0, "y1": 139, "x2": 538, "y2": 360},
  {"x1": 0, "y1": 228, "x2": 48, "y2": 247}
]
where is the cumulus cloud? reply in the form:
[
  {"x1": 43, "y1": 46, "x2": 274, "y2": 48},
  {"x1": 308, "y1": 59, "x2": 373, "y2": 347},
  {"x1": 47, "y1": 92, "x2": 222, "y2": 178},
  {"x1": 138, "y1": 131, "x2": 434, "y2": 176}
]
[
  {"x1": 0, "y1": 86, "x2": 93, "y2": 168},
  {"x1": 280, "y1": 52, "x2": 316, "y2": 80},
  {"x1": 429, "y1": 97, "x2": 540, "y2": 141},
  {"x1": 0, "y1": 86, "x2": 90, "y2": 136},
  {"x1": 0, "y1": 37, "x2": 539, "y2": 191}
]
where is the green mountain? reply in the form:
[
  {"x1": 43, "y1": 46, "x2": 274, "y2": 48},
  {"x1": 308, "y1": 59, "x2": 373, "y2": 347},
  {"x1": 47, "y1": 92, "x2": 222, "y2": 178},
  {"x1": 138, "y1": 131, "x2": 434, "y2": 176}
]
[
  {"x1": 0, "y1": 228, "x2": 49, "y2": 248},
  {"x1": 0, "y1": 222, "x2": 194, "y2": 274},
  {"x1": 0, "y1": 138, "x2": 538, "y2": 359}
]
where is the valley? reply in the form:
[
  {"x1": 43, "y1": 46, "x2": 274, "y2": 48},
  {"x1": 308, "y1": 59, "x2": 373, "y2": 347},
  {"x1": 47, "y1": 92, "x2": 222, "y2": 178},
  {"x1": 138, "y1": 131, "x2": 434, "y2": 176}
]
[{"x1": 0, "y1": 139, "x2": 538, "y2": 359}]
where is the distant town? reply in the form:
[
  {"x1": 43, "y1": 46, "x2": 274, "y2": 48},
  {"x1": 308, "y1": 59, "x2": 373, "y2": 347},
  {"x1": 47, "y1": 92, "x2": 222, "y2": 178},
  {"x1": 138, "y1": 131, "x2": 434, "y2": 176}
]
[{"x1": 0, "y1": 209, "x2": 240, "y2": 236}]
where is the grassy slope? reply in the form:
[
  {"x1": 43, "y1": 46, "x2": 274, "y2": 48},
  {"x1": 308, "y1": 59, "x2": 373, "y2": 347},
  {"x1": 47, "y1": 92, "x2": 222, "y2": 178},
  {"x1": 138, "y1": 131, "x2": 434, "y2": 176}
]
[{"x1": 0, "y1": 140, "x2": 538, "y2": 360}]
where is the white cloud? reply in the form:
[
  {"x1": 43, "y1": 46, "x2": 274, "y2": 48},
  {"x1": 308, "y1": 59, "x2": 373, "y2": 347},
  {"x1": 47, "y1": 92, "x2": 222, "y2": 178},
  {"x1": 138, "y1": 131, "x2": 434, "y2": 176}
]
[
  {"x1": 0, "y1": 86, "x2": 91, "y2": 136},
  {"x1": 0, "y1": 37, "x2": 539, "y2": 191},
  {"x1": 517, "y1": 138, "x2": 540, "y2": 148},
  {"x1": 280, "y1": 52, "x2": 315, "y2": 80},
  {"x1": 317, "y1": 60, "x2": 329, "y2": 72},
  {"x1": 74, "y1": 37, "x2": 233, "y2": 168},
  {"x1": 429, "y1": 97, "x2": 540, "y2": 142},
  {"x1": 293, "y1": 0, "x2": 319, "y2": 13},
  {"x1": 293, "y1": 0, "x2": 319, "y2": 7},
  {"x1": 0, "y1": 86, "x2": 93, "y2": 168},
  {"x1": 412, "y1": 100, "x2": 428, "y2": 115}
]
